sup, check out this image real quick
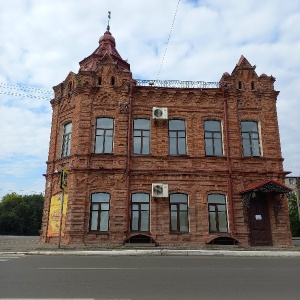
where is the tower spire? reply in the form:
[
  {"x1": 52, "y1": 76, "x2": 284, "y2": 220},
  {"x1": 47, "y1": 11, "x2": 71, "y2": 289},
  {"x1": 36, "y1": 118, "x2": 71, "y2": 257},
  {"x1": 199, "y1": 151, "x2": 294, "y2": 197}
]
[{"x1": 107, "y1": 11, "x2": 111, "y2": 32}]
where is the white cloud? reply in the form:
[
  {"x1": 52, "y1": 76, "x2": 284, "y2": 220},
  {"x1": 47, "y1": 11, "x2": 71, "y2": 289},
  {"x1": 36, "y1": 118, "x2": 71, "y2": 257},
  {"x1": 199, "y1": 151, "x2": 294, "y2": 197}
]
[{"x1": 0, "y1": 0, "x2": 299, "y2": 199}]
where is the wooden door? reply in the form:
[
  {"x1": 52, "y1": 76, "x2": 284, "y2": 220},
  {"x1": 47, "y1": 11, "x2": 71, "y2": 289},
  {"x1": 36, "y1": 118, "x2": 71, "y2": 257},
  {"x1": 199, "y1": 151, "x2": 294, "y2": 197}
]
[{"x1": 249, "y1": 194, "x2": 272, "y2": 246}]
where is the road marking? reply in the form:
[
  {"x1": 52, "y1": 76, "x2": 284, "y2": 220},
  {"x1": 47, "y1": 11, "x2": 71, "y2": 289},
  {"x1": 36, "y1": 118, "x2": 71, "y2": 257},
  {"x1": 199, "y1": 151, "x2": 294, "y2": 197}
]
[
  {"x1": 39, "y1": 267, "x2": 140, "y2": 270},
  {"x1": 39, "y1": 267, "x2": 254, "y2": 271},
  {"x1": 0, "y1": 254, "x2": 25, "y2": 262}
]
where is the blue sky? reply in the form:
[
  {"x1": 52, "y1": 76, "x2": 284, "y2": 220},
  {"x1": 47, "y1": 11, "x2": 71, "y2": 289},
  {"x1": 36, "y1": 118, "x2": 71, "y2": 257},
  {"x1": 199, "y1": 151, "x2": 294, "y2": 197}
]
[{"x1": 0, "y1": 0, "x2": 299, "y2": 199}]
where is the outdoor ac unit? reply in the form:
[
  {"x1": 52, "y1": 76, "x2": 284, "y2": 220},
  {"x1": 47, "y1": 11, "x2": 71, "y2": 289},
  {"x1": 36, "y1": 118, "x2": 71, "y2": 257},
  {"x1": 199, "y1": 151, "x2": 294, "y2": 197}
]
[
  {"x1": 152, "y1": 107, "x2": 168, "y2": 120},
  {"x1": 152, "y1": 183, "x2": 169, "y2": 198}
]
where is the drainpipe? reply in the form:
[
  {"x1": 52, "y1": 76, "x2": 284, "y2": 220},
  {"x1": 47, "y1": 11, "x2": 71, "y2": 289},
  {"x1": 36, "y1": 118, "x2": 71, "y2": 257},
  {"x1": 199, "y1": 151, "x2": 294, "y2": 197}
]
[
  {"x1": 223, "y1": 87, "x2": 236, "y2": 234},
  {"x1": 126, "y1": 80, "x2": 134, "y2": 234}
]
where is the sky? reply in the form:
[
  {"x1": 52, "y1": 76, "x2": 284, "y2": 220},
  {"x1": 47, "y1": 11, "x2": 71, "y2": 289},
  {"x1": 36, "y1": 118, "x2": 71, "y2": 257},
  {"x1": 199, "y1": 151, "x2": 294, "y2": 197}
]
[{"x1": 0, "y1": 0, "x2": 299, "y2": 200}]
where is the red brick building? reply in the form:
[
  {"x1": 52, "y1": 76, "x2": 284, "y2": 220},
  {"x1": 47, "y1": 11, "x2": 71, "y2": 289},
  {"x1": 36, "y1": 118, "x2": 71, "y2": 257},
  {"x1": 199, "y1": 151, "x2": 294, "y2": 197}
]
[{"x1": 40, "y1": 28, "x2": 292, "y2": 247}]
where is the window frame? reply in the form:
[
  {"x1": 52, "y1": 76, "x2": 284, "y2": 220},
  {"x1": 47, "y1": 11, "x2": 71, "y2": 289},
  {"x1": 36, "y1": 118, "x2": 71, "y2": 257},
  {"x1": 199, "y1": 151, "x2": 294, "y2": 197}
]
[
  {"x1": 208, "y1": 194, "x2": 228, "y2": 233},
  {"x1": 61, "y1": 122, "x2": 72, "y2": 158},
  {"x1": 169, "y1": 193, "x2": 189, "y2": 233},
  {"x1": 168, "y1": 119, "x2": 187, "y2": 155},
  {"x1": 241, "y1": 120, "x2": 261, "y2": 157},
  {"x1": 94, "y1": 117, "x2": 114, "y2": 154},
  {"x1": 133, "y1": 118, "x2": 150, "y2": 155},
  {"x1": 204, "y1": 119, "x2": 223, "y2": 156},
  {"x1": 130, "y1": 193, "x2": 150, "y2": 232},
  {"x1": 89, "y1": 192, "x2": 110, "y2": 232}
]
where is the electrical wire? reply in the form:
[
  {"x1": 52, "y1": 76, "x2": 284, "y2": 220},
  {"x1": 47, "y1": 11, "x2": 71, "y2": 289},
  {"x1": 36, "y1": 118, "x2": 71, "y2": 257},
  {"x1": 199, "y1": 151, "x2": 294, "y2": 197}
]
[
  {"x1": 0, "y1": 82, "x2": 53, "y2": 101},
  {"x1": 156, "y1": 0, "x2": 181, "y2": 81}
]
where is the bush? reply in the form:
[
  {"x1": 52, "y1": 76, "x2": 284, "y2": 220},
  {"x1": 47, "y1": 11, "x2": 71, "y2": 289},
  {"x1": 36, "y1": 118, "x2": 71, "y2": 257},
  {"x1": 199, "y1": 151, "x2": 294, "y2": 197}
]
[
  {"x1": 0, "y1": 193, "x2": 44, "y2": 235},
  {"x1": 288, "y1": 193, "x2": 300, "y2": 237}
]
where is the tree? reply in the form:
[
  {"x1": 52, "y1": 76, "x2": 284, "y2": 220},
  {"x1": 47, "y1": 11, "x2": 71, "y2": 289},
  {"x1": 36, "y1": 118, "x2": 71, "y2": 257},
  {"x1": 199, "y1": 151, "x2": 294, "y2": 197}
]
[
  {"x1": 0, "y1": 193, "x2": 44, "y2": 235},
  {"x1": 288, "y1": 192, "x2": 300, "y2": 237}
]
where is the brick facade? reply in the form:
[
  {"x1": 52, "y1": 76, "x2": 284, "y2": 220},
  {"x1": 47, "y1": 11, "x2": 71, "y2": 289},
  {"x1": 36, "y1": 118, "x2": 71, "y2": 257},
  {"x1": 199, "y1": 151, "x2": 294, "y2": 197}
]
[{"x1": 40, "y1": 29, "x2": 292, "y2": 247}]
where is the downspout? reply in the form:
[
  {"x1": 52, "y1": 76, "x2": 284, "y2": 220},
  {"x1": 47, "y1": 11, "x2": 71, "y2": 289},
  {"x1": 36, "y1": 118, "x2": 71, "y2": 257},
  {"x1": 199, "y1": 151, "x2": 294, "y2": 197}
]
[
  {"x1": 126, "y1": 80, "x2": 134, "y2": 234},
  {"x1": 223, "y1": 87, "x2": 236, "y2": 234}
]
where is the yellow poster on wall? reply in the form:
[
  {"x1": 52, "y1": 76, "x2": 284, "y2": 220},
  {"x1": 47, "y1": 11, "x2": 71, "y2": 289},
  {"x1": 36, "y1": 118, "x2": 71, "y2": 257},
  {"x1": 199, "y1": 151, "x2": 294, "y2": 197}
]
[{"x1": 47, "y1": 193, "x2": 68, "y2": 237}]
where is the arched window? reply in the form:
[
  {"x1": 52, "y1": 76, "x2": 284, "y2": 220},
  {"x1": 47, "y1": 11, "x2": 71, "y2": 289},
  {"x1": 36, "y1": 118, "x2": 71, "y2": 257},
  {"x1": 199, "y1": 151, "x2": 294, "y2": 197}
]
[
  {"x1": 68, "y1": 81, "x2": 72, "y2": 92},
  {"x1": 111, "y1": 76, "x2": 115, "y2": 86}
]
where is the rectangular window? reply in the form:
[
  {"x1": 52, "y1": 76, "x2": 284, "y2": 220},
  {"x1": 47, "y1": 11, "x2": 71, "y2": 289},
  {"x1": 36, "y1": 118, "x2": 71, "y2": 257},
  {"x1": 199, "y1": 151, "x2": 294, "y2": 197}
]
[
  {"x1": 170, "y1": 193, "x2": 189, "y2": 232},
  {"x1": 95, "y1": 117, "x2": 114, "y2": 153},
  {"x1": 131, "y1": 193, "x2": 150, "y2": 232},
  {"x1": 204, "y1": 120, "x2": 223, "y2": 156},
  {"x1": 241, "y1": 121, "x2": 261, "y2": 157},
  {"x1": 208, "y1": 194, "x2": 228, "y2": 233},
  {"x1": 289, "y1": 178, "x2": 295, "y2": 185},
  {"x1": 133, "y1": 119, "x2": 150, "y2": 154},
  {"x1": 169, "y1": 119, "x2": 186, "y2": 155},
  {"x1": 61, "y1": 122, "x2": 72, "y2": 157},
  {"x1": 90, "y1": 193, "x2": 110, "y2": 232}
]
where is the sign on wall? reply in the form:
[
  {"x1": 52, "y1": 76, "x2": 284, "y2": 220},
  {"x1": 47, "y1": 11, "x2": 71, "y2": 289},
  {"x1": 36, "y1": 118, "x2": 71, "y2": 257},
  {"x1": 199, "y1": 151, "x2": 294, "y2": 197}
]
[{"x1": 47, "y1": 193, "x2": 68, "y2": 237}]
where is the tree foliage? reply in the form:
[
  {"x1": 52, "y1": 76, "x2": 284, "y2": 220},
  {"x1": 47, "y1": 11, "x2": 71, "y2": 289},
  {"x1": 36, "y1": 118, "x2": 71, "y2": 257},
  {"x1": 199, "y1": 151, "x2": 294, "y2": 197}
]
[
  {"x1": 288, "y1": 192, "x2": 300, "y2": 237},
  {"x1": 0, "y1": 193, "x2": 44, "y2": 235}
]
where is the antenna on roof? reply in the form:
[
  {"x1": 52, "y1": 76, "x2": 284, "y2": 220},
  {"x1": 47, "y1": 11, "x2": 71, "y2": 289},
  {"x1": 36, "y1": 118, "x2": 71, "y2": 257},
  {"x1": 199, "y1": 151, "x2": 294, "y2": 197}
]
[{"x1": 107, "y1": 11, "x2": 111, "y2": 31}]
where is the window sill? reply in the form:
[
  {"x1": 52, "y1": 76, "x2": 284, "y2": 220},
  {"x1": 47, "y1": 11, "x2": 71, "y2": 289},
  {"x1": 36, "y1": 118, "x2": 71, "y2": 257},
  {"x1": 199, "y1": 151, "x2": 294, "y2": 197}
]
[
  {"x1": 88, "y1": 231, "x2": 110, "y2": 235},
  {"x1": 93, "y1": 153, "x2": 114, "y2": 155}
]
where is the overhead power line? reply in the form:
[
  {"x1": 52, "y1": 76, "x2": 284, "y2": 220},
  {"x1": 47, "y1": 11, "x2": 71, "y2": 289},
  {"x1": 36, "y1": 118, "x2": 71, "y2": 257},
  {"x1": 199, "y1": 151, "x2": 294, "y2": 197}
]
[
  {"x1": 156, "y1": 0, "x2": 181, "y2": 81},
  {"x1": 0, "y1": 82, "x2": 53, "y2": 101}
]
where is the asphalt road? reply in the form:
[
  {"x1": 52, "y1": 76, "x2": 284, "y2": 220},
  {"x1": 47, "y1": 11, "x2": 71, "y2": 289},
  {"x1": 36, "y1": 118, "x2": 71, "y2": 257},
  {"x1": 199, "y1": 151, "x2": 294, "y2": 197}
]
[{"x1": 1, "y1": 254, "x2": 300, "y2": 300}]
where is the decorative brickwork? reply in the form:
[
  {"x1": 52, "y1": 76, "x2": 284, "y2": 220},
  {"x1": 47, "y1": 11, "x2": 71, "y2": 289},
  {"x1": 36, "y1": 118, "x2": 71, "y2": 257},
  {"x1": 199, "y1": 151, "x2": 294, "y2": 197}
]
[{"x1": 40, "y1": 30, "x2": 292, "y2": 247}]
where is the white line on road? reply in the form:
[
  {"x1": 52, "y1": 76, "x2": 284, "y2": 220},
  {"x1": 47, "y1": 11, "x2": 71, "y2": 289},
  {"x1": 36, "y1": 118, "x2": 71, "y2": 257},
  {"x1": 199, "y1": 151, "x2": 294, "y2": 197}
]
[{"x1": 39, "y1": 267, "x2": 254, "y2": 271}]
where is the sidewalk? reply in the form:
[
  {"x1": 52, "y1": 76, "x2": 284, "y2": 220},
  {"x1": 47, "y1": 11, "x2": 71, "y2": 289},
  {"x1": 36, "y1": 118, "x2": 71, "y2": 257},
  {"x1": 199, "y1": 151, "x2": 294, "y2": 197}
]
[{"x1": 1, "y1": 235, "x2": 300, "y2": 257}]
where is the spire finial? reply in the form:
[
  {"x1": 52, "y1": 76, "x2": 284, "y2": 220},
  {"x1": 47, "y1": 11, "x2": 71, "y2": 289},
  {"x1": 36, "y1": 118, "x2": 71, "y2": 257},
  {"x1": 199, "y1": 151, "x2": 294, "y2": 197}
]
[{"x1": 107, "y1": 11, "x2": 111, "y2": 31}]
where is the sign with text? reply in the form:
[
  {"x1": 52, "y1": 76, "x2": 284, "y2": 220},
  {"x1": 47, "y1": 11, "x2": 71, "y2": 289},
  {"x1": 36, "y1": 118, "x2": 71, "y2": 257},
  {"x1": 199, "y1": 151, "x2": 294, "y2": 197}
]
[{"x1": 47, "y1": 193, "x2": 68, "y2": 237}]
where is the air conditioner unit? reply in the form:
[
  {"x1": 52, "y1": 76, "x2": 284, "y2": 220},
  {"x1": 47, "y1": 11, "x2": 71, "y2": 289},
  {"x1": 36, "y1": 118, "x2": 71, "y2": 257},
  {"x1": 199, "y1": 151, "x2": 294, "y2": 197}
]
[
  {"x1": 152, "y1": 183, "x2": 169, "y2": 198},
  {"x1": 152, "y1": 107, "x2": 168, "y2": 120}
]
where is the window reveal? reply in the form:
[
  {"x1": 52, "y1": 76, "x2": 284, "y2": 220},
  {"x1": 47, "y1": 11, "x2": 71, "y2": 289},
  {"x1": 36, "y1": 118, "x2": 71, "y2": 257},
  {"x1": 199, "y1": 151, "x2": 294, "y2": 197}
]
[
  {"x1": 204, "y1": 120, "x2": 223, "y2": 156},
  {"x1": 169, "y1": 119, "x2": 186, "y2": 155},
  {"x1": 95, "y1": 117, "x2": 114, "y2": 153},
  {"x1": 241, "y1": 121, "x2": 261, "y2": 157},
  {"x1": 133, "y1": 119, "x2": 150, "y2": 154},
  {"x1": 170, "y1": 193, "x2": 189, "y2": 232},
  {"x1": 61, "y1": 122, "x2": 72, "y2": 157},
  {"x1": 90, "y1": 193, "x2": 110, "y2": 232},
  {"x1": 208, "y1": 194, "x2": 228, "y2": 233},
  {"x1": 131, "y1": 193, "x2": 150, "y2": 232}
]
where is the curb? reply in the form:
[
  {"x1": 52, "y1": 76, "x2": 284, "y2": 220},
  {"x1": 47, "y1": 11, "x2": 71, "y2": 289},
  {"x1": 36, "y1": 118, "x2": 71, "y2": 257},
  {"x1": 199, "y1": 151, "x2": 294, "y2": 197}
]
[{"x1": 2, "y1": 249, "x2": 300, "y2": 257}]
